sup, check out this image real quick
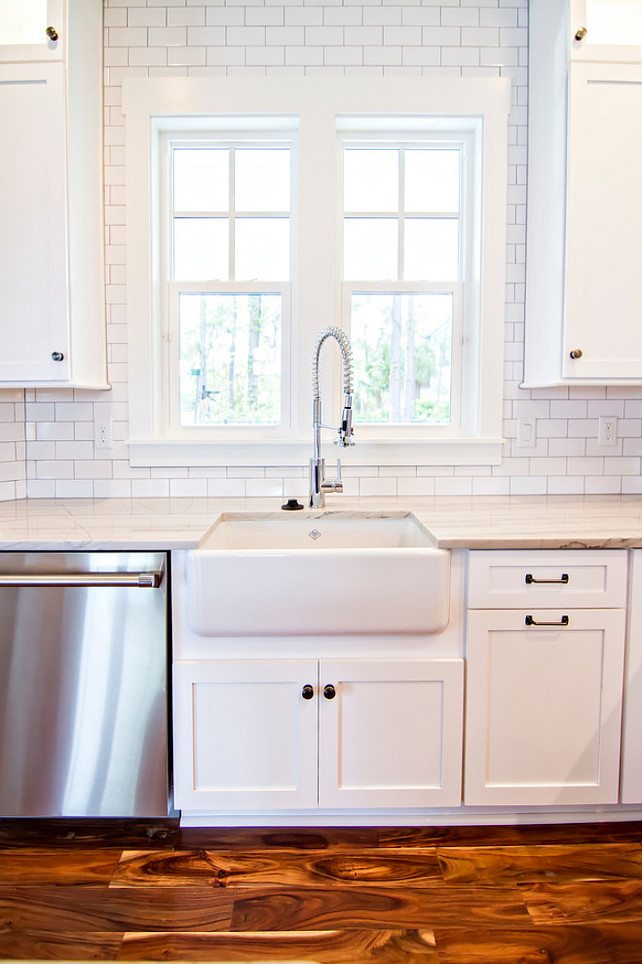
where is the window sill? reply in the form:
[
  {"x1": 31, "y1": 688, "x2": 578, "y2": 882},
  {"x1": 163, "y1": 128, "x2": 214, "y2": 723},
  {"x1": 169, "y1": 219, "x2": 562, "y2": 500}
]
[{"x1": 127, "y1": 437, "x2": 505, "y2": 468}]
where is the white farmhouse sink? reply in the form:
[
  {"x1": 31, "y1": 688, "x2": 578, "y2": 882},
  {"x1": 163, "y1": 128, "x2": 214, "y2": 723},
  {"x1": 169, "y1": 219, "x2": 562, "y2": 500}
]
[{"x1": 185, "y1": 514, "x2": 450, "y2": 636}]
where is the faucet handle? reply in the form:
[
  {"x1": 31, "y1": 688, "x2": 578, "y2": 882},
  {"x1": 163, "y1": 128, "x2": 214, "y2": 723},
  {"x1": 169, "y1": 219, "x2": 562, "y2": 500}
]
[{"x1": 321, "y1": 459, "x2": 343, "y2": 494}]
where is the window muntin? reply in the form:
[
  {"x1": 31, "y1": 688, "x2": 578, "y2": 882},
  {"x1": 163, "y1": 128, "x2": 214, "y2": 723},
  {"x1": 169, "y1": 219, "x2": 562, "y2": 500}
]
[
  {"x1": 341, "y1": 137, "x2": 465, "y2": 429},
  {"x1": 166, "y1": 136, "x2": 293, "y2": 434},
  {"x1": 171, "y1": 144, "x2": 291, "y2": 284}
]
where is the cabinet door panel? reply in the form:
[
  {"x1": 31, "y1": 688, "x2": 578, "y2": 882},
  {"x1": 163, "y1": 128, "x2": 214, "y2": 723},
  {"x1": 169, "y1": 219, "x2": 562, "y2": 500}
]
[
  {"x1": 0, "y1": 0, "x2": 64, "y2": 62},
  {"x1": 319, "y1": 659, "x2": 463, "y2": 808},
  {"x1": 465, "y1": 610, "x2": 626, "y2": 806},
  {"x1": 173, "y1": 660, "x2": 318, "y2": 811},
  {"x1": 570, "y1": 0, "x2": 642, "y2": 63},
  {"x1": 0, "y1": 63, "x2": 69, "y2": 380},
  {"x1": 564, "y1": 63, "x2": 642, "y2": 379}
]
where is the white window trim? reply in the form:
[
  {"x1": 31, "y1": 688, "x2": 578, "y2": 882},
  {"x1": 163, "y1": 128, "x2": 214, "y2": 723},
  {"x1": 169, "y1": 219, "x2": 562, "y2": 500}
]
[{"x1": 123, "y1": 76, "x2": 510, "y2": 467}]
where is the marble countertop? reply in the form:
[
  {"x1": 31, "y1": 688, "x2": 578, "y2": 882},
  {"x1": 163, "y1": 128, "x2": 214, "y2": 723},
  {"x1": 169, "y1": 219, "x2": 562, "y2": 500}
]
[{"x1": 1, "y1": 494, "x2": 642, "y2": 550}]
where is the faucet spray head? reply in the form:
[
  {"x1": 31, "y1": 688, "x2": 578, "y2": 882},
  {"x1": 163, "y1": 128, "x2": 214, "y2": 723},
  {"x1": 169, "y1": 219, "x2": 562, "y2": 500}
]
[{"x1": 339, "y1": 392, "x2": 355, "y2": 446}]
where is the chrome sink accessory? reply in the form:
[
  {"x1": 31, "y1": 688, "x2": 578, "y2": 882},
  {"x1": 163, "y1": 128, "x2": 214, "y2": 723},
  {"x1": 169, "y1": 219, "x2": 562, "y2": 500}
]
[{"x1": 310, "y1": 326, "x2": 355, "y2": 507}]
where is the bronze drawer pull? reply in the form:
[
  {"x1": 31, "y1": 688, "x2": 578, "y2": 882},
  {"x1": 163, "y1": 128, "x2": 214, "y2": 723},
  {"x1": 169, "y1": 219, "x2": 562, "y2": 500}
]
[
  {"x1": 525, "y1": 573, "x2": 569, "y2": 585},
  {"x1": 525, "y1": 615, "x2": 569, "y2": 627}
]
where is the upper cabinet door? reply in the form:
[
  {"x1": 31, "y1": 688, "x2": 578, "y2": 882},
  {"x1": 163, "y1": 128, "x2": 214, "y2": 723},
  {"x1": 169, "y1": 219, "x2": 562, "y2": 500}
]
[
  {"x1": 0, "y1": 0, "x2": 64, "y2": 62},
  {"x1": 570, "y1": 0, "x2": 642, "y2": 62},
  {"x1": 564, "y1": 61, "x2": 642, "y2": 379},
  {"x1": 0, "y1": 62, "x2": 70, "y2": 382}
]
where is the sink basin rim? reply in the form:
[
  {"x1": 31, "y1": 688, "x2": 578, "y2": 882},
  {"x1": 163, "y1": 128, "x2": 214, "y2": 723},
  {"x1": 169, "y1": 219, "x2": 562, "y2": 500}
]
[{"x1": 198, "y1": 511, "x2": 436, "y2": 551}]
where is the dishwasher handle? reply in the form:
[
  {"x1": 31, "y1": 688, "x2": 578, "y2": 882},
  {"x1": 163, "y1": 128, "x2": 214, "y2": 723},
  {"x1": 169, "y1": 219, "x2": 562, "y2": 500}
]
[{"x1": 0, "y1": 571, "x2": 163, "y2": 588}]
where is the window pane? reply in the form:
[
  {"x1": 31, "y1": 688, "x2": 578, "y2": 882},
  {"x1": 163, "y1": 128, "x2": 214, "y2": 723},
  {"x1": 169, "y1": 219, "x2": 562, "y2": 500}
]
[
  {"x1": 344, "y1": 218, "x2": 398, "y2": 280},
  {"x1": 173, "y1": 149, "x2": 229, "y2": 212},
  {"x1": 173, "y1": 218, "x2": 229, "y2": 281},
  {"x1": 235, "y1": 218, "x2": 290, "y2": 280},
  {"x1": 351, "y1": 292, "x2": 452, "y2": 424},
  {"x1": 405, "y1": 149, "x2": 460, "y2": 213},
  {"x1": 587, "y1": 0, "x2": 642, "y2": 45},
  {"x1": 179, "y1": 292, "x2": 281, "y2": 426},
  {"x1": 344, "y1": 149, "x2": 399, "y2": 213},
  {"x1": 404, "y1": 219, "x2": 459, "y2": 281},
  {"x1": 235, "y1": 149, "x2": 290, "y2": 213}
]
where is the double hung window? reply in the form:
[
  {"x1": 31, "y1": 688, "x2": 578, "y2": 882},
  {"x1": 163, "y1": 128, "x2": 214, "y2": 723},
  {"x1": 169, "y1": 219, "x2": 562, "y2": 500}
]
[
  {"x1": 341, "y1": 136, "x2": 466, "y2": 432},
  {"x1": 125, "y1": 78, "x2": 509, "y2": 466},
  {"x1": 166, "y1": 133, "x2": 295, "y2": 437}
]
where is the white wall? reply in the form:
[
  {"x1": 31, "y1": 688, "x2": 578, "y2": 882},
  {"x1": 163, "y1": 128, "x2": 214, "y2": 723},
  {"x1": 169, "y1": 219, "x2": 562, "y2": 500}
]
[{"x1": 16, "y1": 0, "x2": 642, "y2": 498}]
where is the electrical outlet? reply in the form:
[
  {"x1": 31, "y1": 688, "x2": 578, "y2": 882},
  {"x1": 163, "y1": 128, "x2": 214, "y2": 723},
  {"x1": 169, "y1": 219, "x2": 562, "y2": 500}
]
[
  {"x1": 95, "y1": 420, "x2": 113, "y2": 449},
  {"x1": 598, "y1": 416, "x2": 617, "y2": 447},
  {"x1": 517, "y1": 417, "x2": 537, "y2": 448}
]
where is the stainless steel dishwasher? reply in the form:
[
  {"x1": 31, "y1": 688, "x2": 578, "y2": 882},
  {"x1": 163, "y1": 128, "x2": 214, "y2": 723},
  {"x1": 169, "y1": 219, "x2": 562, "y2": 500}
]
[{"x1": 0, "y1": 551, "x2": 170, "y2": 817}]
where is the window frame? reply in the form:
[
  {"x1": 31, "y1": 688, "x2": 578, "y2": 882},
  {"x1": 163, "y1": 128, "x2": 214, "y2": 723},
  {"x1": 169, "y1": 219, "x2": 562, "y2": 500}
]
[
  {"x1": 338, "y1": 130, "x2": 471, "y2": 438},
  {"x1": 161, "y1": 129, "x2": 296, "y2": 439},
  {"x1": 123, "y1": 76, "x2": 510, "y2": 467}
]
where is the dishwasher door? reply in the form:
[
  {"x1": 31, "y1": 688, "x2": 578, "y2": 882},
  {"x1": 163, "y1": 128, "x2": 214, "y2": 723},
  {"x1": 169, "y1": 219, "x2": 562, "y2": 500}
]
[{"x1": 0, "y1": 551, "x2": 169, "y2": 817}]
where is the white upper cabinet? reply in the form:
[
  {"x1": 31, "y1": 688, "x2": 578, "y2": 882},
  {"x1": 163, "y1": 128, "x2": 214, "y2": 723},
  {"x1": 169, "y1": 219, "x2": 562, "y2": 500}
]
[
  {"x1": 570, "y1": 0, "x2": 642, "y2": 62},
  {"x1": 563, "y1": 62, "x2": 642, "y2": 379},
  {"x1": 0, "y1": 0, "x2": 64, "y2": 61},
  {"x1": 0, "y1": 63, "x2": 69, "y2": 382},
  {"x1": 524, "y1": 0, "x2": 642, "y2": 386},
  {"x1": 0, "y1": 0, "x2": 107, "y2": 388}
]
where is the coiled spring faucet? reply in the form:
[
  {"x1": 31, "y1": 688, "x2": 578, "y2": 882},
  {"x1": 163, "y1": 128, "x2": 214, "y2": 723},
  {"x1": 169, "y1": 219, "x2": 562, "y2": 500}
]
[{"x1": 310, "y1": 326, "x2": 355, "y2": 507}]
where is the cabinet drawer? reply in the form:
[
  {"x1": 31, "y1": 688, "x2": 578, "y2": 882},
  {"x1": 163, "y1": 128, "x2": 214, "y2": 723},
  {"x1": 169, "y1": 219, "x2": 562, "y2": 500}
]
[{"x1": 467, "y1": 549, "x2": 628, "y2": 609}]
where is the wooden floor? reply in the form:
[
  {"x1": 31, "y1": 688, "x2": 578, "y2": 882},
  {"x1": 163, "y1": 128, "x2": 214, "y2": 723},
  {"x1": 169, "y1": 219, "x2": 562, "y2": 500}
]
[{"x1": 1, "y1": 820, "x2": 642, "y2": 962}]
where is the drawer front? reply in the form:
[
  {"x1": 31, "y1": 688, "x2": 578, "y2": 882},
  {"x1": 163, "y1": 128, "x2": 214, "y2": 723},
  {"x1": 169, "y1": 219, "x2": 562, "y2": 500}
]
[{"x1": 467, "y1": 549, "x2": 628, "y2": 609}]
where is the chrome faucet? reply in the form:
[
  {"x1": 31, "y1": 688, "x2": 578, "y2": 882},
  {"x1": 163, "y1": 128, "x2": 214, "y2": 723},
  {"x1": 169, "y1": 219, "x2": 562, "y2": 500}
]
[{"x1": 310, "y1": 326, "x2": 355, "y2": 507}]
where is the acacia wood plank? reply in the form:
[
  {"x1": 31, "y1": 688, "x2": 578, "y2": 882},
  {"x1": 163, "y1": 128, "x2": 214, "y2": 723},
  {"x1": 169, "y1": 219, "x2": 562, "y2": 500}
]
[
  {"x1": 0, "y1": 819, "x2": 179, "y2": 849},
  {"x1": 0, "y1": 848, "x2": 122, "y2": 884},
  {"x1": 177, "y1": 827, "x2": 379, "y2": 851},
  {"x1": 379, "y1": 822, "x2": 642, "y2": 848},
  {"x1": 0, "y1": 927, "x2": 123, "y2": 960},
  {"x1": 437, "y1": 844, "x2": 642, "y2": 884},
  {"x1": 110, "y1": 848, "x2": 443, "y2": 889},
  {"x1": 117, "y1": 927, "x2": 439, "y2": 962},
  {"x1": 520, "y1": 879, "x2": 642, "y2": 924},
  {"x1": 230, "y1": 882, "x2": 531, "y2": 930},
  {"x1": 0, "y1": 885, "x2": 234, "y2": 932},
  {"x1": 432, "y1": 923, "x2": 642, "y2": 963}
]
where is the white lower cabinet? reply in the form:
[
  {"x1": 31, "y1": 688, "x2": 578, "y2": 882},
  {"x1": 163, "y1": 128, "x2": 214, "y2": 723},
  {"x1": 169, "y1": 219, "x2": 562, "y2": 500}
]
[
  {"x1": 173, "y1": 657, "x2": 464, "y2": 813},
  {"x1": 464, "y1": 549, "x2": 628, "y2": 807},
  {"x1": 465, "y1": 550, "x2": 628, "y2": 807}
]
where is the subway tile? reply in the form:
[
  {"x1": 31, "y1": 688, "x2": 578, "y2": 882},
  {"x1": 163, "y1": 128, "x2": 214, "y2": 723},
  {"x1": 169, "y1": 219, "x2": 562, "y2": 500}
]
[
  {"x1": 168, "y1": 7, "x2": 206, "y2": 25},
  {"x1": 128, "y1": 8, "x2": 167, "y2": 27}
]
